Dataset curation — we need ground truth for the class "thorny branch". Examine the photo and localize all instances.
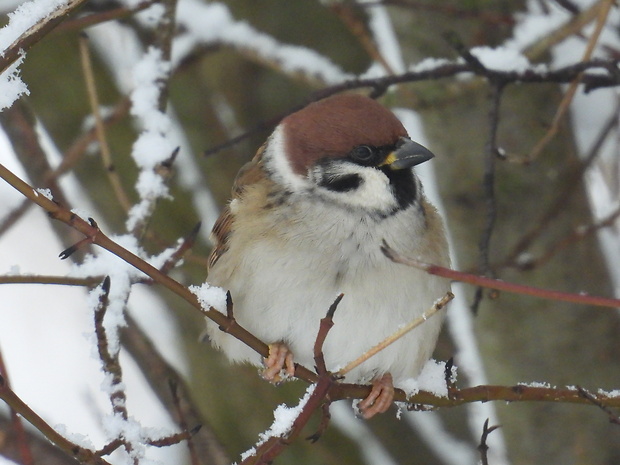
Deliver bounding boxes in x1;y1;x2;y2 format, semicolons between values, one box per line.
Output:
93;277;129;420
241;295;343;465
478;419;501;465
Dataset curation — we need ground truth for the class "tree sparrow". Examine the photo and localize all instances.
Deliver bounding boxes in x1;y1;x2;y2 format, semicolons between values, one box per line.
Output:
204;94;450;418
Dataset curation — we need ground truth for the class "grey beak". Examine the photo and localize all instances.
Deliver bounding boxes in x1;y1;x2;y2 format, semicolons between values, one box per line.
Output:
385;137;435;170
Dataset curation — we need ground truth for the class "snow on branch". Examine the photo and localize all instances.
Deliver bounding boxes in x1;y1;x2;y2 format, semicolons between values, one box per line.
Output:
0;0;87;109
174;0;351;86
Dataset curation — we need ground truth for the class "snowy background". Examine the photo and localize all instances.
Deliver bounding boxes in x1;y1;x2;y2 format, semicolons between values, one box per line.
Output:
1;1;620;464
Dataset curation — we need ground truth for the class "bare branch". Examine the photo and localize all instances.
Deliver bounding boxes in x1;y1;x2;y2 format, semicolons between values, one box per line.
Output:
527;0;615;161
337;292;454;377
381;241;620;309
0;374;113;465
478;418;501;465
79;34;132;212
0;0;88;75
577;386;620;426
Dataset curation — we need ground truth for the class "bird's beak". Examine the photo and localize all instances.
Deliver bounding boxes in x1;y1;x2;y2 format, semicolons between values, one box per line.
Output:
381;137;435;170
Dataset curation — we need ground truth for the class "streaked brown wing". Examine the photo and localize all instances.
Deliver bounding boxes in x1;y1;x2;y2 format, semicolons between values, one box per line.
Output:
207;145;267;270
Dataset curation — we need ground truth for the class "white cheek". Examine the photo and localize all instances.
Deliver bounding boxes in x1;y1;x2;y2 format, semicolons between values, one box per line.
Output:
318;166;398;212
265;125;309;191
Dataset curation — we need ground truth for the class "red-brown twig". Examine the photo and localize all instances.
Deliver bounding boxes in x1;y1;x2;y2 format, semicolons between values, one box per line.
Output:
241;295;344;465
381;241;620;309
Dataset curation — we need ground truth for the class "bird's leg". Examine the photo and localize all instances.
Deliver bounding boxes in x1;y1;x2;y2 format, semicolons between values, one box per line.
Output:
262;342;295;382
358;372;394;419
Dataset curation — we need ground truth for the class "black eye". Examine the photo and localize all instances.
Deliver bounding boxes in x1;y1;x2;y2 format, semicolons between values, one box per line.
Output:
350;145;375;163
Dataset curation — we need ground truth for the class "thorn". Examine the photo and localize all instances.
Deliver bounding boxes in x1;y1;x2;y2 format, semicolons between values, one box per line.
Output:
161;147;180;168
326;293;344;319
101;276;111;294
225;291;234;319
59;244;78;260
188;221;202;240
190;424;202;436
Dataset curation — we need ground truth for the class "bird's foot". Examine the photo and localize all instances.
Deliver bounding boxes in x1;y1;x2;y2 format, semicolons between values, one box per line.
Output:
358;372;394;419
262;342;295;383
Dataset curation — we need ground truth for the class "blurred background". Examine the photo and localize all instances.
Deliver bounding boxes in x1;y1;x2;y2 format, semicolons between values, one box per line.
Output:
1;1;620;464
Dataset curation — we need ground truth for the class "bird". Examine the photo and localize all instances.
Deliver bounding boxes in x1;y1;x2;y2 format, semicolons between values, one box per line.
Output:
203;93;451;418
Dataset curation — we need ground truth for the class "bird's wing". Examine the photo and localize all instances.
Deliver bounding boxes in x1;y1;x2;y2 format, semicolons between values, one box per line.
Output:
208;144;267;269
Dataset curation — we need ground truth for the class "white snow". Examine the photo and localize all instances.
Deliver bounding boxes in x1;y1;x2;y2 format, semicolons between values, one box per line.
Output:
174;0;350;84
189;282;228;314
400;359;451;398
0;54;29;111
470;46;531;72
261;397;306;439
35;187;53;200
0;0;69;52
0;0;80;110
239;384;316;462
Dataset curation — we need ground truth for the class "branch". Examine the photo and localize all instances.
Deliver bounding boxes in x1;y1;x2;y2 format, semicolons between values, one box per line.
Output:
78;34;132;212
577;386;620;426
203;57;620;157
472;81;505;312
0;0;88;75
337;292;454;376
381;241;620;309
328;382;620;408
478;419;501;465
527;0;616;161
241;295;344;465
0;374;113;465
93;277;129;420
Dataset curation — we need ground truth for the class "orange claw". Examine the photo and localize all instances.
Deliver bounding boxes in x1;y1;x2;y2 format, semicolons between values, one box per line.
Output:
262;342;295;383
358;373;394;419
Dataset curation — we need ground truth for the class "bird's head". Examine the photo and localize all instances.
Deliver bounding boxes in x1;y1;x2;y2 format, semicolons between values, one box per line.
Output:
262;94;434;216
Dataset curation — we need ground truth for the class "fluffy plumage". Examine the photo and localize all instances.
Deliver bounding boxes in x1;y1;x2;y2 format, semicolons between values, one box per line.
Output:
204;94;450;416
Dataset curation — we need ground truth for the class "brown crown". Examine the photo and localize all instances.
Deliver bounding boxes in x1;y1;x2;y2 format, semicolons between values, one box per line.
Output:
281;94;408;175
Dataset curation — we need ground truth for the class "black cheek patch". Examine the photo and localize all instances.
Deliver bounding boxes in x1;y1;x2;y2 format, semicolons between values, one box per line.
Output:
382;168;417;210
318;174;362;192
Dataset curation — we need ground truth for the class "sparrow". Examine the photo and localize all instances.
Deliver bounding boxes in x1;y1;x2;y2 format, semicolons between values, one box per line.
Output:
203;93;450;418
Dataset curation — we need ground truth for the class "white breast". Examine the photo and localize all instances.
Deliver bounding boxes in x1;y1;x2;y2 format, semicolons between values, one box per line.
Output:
205;195;450;385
